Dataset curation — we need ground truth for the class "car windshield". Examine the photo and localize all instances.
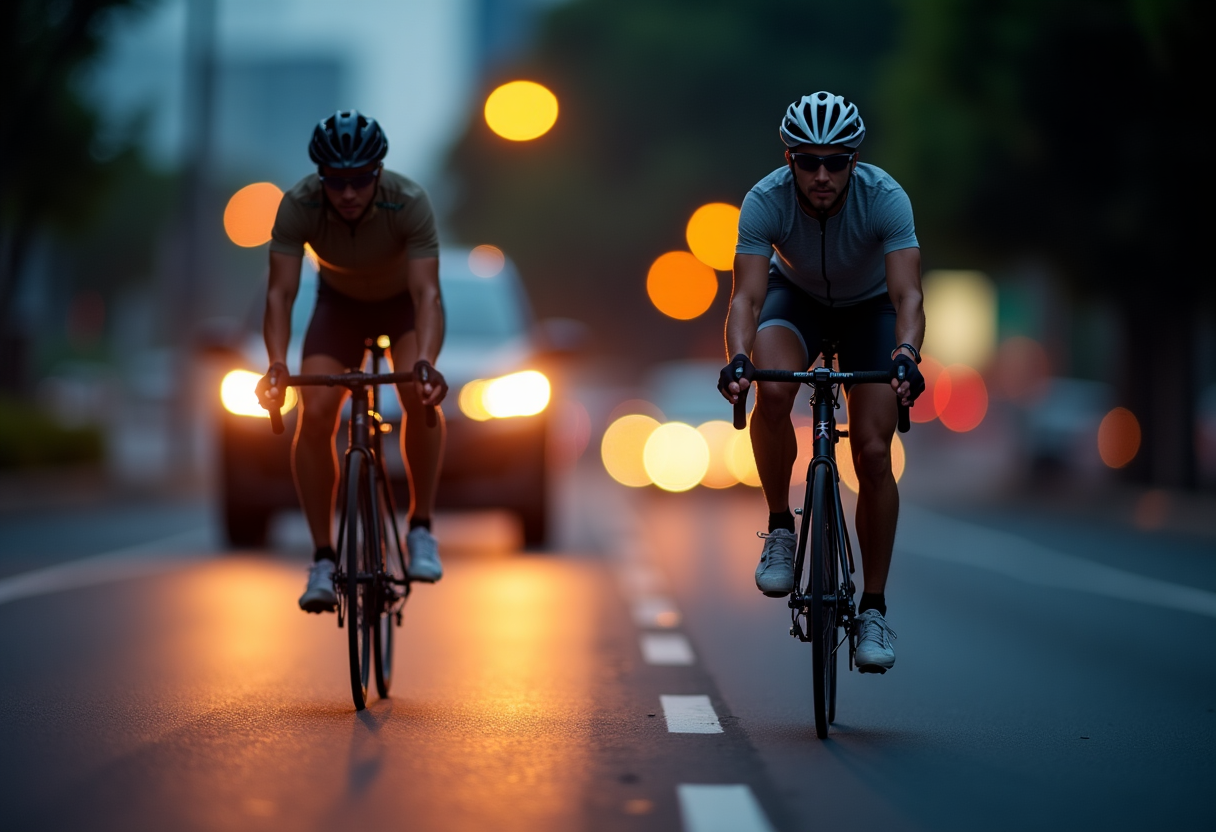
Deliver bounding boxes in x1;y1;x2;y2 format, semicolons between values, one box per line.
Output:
441;274;527;344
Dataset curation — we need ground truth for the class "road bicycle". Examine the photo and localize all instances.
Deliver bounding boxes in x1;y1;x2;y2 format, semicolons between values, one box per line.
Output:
731;345;909;738
267;343;437;710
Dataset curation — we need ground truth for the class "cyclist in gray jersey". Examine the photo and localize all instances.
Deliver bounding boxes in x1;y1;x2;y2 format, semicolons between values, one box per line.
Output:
717;92;927;673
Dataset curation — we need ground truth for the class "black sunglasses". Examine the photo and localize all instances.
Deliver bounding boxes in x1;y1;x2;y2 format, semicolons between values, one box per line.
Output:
319;168;380;191
789;152;855;173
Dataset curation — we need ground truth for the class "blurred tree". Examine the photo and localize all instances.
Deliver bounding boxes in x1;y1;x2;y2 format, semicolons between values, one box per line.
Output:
873;0;1213;486
447;0;898;362
0;0;152;342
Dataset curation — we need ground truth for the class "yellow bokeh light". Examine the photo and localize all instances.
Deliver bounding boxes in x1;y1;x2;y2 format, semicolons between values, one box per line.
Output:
484;80;559;141
220;369;297;418
483;370;551;418
224;182;283;247
458;371;550;420
835;434;905;494
921;270;997;368
459;379;492;421
647;251;718;320
469;244;505;278
686;203;740;271
696;420;739;488
376;334;391;349
601;414;660;487
643;422;710;493
723;426;762;487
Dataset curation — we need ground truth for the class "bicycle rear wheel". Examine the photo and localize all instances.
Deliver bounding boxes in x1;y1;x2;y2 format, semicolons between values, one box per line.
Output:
810;462;839;739
344;452;373;710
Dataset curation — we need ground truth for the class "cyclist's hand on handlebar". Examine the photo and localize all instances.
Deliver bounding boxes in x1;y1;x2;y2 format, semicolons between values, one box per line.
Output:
717;353;756;404
889;354;925;406
256;362;289;410
413;360;448;407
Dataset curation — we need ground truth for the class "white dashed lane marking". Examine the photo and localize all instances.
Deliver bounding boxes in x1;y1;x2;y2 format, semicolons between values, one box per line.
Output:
632;596;682;628
677;784;777;832
660;695;723;734
641;633;696;665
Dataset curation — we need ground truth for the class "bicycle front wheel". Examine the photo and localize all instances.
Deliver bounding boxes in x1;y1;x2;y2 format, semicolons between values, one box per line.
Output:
810;462;839;739
344;452;373;711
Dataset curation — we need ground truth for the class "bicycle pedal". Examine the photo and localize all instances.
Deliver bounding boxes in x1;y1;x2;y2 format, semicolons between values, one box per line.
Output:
857;665;887;675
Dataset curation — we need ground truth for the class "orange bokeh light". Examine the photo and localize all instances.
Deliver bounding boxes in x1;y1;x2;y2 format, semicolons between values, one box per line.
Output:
469;244;505;277
224;182;283;247
909;355;945;424
647;251;717;320
685;203;740;271
934;364;988;432
1098;406;1141;468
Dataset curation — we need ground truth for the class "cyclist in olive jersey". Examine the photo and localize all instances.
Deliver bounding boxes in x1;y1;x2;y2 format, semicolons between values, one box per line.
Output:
717;92;926;673
256;111;448;613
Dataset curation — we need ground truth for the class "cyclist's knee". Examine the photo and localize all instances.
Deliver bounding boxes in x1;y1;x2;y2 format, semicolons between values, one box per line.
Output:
754;381;797;423
297;400;341;443
852;437;892;484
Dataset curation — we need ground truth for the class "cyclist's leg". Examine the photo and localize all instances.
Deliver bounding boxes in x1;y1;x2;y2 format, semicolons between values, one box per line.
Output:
751;276;817;513
838;297;899;597
292;353;351;552
389;330;445;523
751;325;805;512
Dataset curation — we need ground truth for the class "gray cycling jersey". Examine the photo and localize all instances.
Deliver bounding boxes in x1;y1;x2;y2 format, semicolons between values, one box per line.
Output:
736;163;918;306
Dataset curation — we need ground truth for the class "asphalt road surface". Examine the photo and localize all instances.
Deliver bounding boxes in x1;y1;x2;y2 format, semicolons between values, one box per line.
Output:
0;468;1212;831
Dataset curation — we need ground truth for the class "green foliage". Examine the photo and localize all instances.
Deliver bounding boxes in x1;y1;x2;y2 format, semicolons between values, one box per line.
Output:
0;398;104;469
0;0;155;326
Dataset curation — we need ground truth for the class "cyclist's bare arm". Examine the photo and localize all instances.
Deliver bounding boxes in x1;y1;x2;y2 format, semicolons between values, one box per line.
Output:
404;256;444;405
885;247;924;403
263;251;303;402
723;253;771;402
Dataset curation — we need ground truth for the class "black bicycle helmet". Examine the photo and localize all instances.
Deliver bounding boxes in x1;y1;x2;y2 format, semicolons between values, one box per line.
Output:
308;110;389;169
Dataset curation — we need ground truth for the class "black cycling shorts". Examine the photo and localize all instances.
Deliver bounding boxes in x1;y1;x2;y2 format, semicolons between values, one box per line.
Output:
301;280;416;370
757;275;896;385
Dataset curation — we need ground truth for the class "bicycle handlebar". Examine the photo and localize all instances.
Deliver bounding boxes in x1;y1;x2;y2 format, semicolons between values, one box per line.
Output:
731;367;910;434
266;370;436;434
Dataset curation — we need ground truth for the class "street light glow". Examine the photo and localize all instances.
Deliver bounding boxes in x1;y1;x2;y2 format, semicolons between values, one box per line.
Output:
484;81;558;141
224;183;283;247
685;203;740;271
643;422;710;493
646;251;717;320
601;414;661;487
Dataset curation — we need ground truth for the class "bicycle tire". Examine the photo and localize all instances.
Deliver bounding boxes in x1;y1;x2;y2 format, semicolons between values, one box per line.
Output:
344;452;372;710
371;466;394;698
810;462;838;739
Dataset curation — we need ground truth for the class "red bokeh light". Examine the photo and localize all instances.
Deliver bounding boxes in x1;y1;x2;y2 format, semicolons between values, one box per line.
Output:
1097;406;1140;468
909;355;945;423
934;364;988;432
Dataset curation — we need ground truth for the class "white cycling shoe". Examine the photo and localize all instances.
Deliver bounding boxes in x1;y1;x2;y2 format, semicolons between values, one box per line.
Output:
406;526;443;582
854;609;897;673
298;559;338;613
755;529;797;597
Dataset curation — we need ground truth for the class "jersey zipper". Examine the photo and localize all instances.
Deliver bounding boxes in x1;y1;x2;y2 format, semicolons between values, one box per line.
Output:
818;216;832;307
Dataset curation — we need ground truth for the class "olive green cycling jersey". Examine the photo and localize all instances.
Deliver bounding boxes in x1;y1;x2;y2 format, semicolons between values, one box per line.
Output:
270;170;439;302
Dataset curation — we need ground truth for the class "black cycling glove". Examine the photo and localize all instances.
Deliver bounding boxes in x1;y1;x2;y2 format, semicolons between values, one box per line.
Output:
413;360;448;405
256;362;289;410
717;353;756;401
889;354;925;403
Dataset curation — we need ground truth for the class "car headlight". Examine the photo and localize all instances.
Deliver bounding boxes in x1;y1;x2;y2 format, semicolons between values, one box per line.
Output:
458;370;550;421
221;369;298;418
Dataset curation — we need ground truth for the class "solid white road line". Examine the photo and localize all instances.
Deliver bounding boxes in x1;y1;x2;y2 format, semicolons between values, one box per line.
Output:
632;596;681;628
677;784;776;832
641;633;696;665
899;507;1216;618
0;527;213;607
660;695;722;734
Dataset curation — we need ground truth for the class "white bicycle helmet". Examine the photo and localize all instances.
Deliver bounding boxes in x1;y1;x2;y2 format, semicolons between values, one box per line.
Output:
779;92;866;149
